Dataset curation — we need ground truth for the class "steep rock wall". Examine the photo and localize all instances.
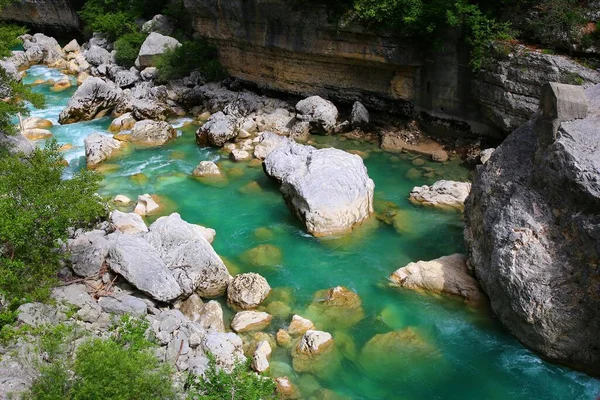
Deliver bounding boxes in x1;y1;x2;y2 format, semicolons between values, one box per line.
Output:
0;0;82;32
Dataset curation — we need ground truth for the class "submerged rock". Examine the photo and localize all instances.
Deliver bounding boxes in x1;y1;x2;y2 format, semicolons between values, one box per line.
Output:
465;82;600;375
227;273;271;310
193;161;221;177
307;286;365;329
242;244;282;269
295;96;338;134
409;180;471;211
264;142;374;236
390;254;484;303
59;77;122;124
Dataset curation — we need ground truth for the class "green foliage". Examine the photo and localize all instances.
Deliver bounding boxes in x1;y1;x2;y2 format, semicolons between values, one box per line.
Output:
0;24;26;58
155;39;227;83
114;31;146;68
0;140;106;304
110;315;154;351
25;319;176;400
527;0;586;50
186;355;276;400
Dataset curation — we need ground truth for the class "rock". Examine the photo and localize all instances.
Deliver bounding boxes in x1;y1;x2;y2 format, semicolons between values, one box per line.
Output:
131;98;170;121
146;213;230;297
479;148;495;164
256;109;295;135
140;67;157;81
107;233;183;302
98;294;147;317
63;39;80;53
292;330;336;373
297;330;333;355
196;111;237;147
288;315;315;336
0;59;20;81
137;32;181;68
113;194;131;205
133;194;160;215
197;300;225;332
51;77;71;91
251;341;272;373
464;83;600;376
68;230;111;277
129;120;175;146
390;254;484;303
85;45;112;67
0;132;34;155
84;133;121;166
192;161;221;177
21;117;53;130
59;77;122;124
350;101;369;128
22;33;64;65
142;14;175;36
17;303;66;327
200;332;245;373
115;68;140;88
110;210;148;234
22;128;52;140
178;293;203;320
51;284;97;310
276;377;301;399
264;142;374;236
231;311;272;333
307;286;364;329
409;180;471;211
253;132;291;160
227;273;271;310
109;113;136;133
230;149;250;161
242;244;282;269
295;96;338;134
381;132;449;162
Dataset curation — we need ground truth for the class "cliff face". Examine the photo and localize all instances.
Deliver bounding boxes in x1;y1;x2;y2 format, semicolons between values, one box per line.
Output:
0;0;81;33
182;0;487;134
465;83;600;375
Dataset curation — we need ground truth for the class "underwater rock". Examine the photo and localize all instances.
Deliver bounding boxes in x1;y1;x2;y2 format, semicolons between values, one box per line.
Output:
231;311;272;333
409;180;471;211
242;244;282;269
276;377;301;399
264;142;374;236
276;329;292;348
295;96;338;134
307;286;364;329
390;254;485;303
109;210;148;234
193;161;221;177
84;133;121;166
130;120;176;146
58;77;123;124
146;213;230;297
227;273;271;311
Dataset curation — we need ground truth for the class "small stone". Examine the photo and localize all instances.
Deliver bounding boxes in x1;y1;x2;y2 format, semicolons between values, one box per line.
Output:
288;315;315;337
192;161;221;177
231;311;272;333
276;329;292;348
134;194;160;215
113;194;131;205
230;149;250;161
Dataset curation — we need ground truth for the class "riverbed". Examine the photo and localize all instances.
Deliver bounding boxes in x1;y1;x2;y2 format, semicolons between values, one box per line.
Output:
22;65;600;400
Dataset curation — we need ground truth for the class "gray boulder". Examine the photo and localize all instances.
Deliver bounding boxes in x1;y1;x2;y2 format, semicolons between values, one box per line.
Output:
409;180;471;211
109;210;148;234
295;96;338;134
98;294;147;317
84;133;122;166
0;132;34;155
131;98;169;121
253;132;292;160
130;120;176;146
146;213;230;297
142;15;175;36
59;77;123;124
350;101;369;128
0;60;20;81
22;33;64;65
465;83;600;375
107;233;183;302
200;332;245;372
88;33;113;51
137;32;181;68
85;45;113;67
264;142;375;236
17;303;66;327
227;273;271;310
195;111;237;147
68;230;111;277
115;68;141;88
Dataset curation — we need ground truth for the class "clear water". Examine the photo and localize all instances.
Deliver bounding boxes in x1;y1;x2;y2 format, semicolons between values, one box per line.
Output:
22;66;600;400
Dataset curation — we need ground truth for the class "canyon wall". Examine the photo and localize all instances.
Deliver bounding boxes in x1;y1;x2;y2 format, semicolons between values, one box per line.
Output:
0;0;81;33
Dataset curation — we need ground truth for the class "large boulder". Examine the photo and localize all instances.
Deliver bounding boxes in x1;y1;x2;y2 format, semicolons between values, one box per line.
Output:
227;273;271;310
264;142;374;236
68;230;111;278
0;132;34;155
137;32;181;68
465;83;600;375
295;96;338;134
146;213;230;297
59;77;123;124
142;14;175;36
409;181;471;211
22;33;64;65
84;133;122;166
107;233;183;302
389;254;484;303
130;120;176;146
195;111;237;147
85;45;112;67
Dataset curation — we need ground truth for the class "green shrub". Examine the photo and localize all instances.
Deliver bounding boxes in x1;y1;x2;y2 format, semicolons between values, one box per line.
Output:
186;356;276;400
155;39;227;83
0;139;105;304
114;31;146;68
527;0;586;50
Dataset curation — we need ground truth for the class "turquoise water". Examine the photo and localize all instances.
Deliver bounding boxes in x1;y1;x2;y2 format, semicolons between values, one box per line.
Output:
22;66;600;399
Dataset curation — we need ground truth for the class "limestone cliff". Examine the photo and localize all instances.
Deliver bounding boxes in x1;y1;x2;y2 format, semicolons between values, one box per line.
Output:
465;83;600;375
0;0;81;32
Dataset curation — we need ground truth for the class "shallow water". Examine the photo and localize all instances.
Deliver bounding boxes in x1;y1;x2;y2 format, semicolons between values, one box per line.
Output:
22;66;600;399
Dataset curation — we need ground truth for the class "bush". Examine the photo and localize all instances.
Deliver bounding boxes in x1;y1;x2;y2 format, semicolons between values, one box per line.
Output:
155;39;227;83
527;0;586;50
0;140;106;304
186;356;276;400
114;31;146;68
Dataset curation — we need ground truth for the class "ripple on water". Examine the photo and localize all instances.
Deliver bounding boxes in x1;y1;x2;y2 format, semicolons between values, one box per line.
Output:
23;65;600;400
